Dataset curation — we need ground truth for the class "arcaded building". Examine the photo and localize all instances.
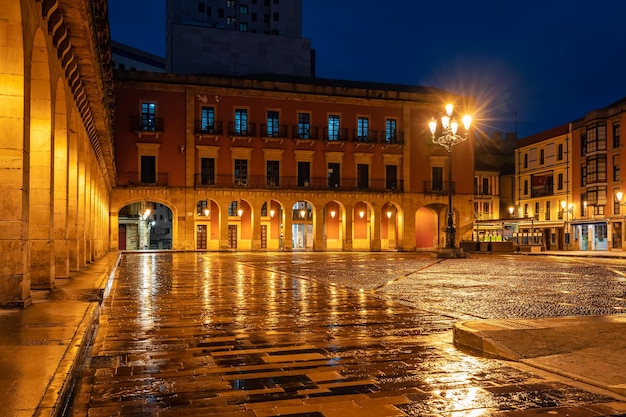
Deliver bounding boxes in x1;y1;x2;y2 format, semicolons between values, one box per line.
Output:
111;71;477;252
0;0;115;307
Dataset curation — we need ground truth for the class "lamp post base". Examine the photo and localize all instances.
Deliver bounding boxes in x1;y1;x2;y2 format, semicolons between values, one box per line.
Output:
433;247;468;259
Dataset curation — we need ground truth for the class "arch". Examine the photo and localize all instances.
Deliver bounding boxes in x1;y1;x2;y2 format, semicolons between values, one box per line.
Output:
352;201;374;250
323;200;345;250
29;28;55;289
381;202;400;250
116;199;176;250
194;198;220;250
415;206;438;250
260;199;284;250
291;200;314;250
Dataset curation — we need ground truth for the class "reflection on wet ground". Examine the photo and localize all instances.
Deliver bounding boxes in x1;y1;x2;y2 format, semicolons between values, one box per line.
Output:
68;253;626;416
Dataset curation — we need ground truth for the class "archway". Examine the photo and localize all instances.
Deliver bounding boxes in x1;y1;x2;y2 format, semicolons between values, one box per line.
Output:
261;199;284;250
415;207;438;250
118;201;173;250
195;199;219;250
353;201;373;250
292;201;313;250
324;201;344;250
381;202;400;250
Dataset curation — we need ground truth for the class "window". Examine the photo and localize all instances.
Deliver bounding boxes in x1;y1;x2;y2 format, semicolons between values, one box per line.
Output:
234;108;248;135
585;154;607;184
239;5;248;13
432;167;443;191
357;116;369;141
614;122;621;148
273;12;279;21
227;0;235;6
141;155;156;183
523;179;528;195
357;164;369;189
251;12;257;21
585;122;607;154
228;201;239;217
534;202;539;219
264;14;269;23
207;7;211;16
523;153;528;169
200;158;214;185
266;110;279;137
328;163;340;188
141;102;156;131
198;3;205;12
545;201;550;220
297;161;310;187
218;8;224;17
327;114;340;140
557;173;563;190
386;165;397;190
298;112;310;139
197;200;209;216
201;106;215;133
615;189;622;215
482;177;489;195
234;159;248;185
385;119;397;143
614;154;621;181
266;160;279;187
557;143;563;161
539;149;545;165
227;17;236;25
239;22;248;31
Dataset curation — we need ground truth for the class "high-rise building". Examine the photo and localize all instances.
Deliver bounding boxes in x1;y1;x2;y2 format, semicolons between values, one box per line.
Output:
166;0;314;77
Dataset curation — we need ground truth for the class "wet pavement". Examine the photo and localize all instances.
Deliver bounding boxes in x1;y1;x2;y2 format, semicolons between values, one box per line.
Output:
62;252;626;417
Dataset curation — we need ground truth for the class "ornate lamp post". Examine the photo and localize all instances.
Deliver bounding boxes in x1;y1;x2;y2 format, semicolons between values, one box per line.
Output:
429;104;471;250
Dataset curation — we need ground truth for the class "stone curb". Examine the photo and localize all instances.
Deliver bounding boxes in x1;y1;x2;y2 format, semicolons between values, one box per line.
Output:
36;252;121;417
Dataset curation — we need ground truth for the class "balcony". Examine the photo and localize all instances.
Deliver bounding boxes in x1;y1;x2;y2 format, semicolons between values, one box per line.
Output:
292;126;319;143
194;120;223;137
424;181;455;195
228;122;256;140
194;174;403;192
261;124;288;141
352;129;378;145
382;131;405;146
132;116;163;137
323;127;349;143
122;172;169;186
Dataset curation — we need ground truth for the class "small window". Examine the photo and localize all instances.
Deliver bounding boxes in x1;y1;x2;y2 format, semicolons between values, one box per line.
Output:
273;12;279;21
327;114;340;140
227;16;236;25
198;2;205;12
239;22;248;31
239;5;248;13
141;102;156;131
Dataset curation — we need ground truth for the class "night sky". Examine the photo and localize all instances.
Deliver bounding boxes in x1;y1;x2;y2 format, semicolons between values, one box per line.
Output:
107;0;626;138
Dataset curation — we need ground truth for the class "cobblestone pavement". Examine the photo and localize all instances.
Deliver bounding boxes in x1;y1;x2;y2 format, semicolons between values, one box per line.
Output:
67;252;626;416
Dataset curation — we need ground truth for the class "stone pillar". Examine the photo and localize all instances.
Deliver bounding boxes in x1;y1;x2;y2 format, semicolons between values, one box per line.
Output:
344;206;353;251
371;210;382;251
313;208;324;250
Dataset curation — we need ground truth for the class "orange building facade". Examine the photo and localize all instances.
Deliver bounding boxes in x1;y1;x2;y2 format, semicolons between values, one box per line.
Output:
570;99;626;251
110;71;476;252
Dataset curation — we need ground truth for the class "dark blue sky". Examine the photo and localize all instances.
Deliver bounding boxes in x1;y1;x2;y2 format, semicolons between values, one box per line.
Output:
108;0;626;138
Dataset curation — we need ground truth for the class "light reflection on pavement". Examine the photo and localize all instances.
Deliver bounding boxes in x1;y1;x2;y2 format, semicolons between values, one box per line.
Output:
67;252;626;416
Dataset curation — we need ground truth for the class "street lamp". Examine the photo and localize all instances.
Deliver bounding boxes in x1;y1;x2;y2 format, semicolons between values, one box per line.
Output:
429;103;472;249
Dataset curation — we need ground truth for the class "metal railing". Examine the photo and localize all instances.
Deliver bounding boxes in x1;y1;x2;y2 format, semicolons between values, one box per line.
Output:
194;174;404;192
